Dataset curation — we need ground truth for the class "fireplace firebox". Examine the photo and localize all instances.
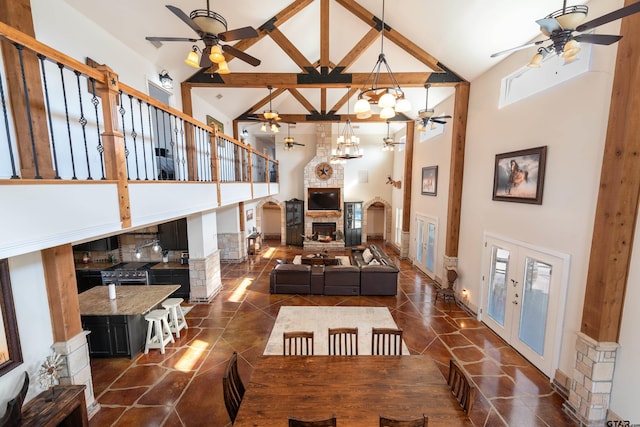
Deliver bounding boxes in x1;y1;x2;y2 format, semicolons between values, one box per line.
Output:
312;222;337;238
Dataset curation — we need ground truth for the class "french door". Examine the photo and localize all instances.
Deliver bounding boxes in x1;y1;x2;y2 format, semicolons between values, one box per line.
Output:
481;235;569;377
415;214;438;278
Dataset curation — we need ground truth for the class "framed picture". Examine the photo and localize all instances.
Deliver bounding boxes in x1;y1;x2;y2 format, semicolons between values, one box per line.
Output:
421;166;438;196
246;209;254;221
492;146;547;204
206;115;224;134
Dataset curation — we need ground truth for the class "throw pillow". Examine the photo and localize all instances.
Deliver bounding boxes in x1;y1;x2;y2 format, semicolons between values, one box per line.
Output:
368;258;380;265
363;248;374;264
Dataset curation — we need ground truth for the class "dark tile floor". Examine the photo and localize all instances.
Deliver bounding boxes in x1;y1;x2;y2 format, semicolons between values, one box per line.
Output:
88;241;574;427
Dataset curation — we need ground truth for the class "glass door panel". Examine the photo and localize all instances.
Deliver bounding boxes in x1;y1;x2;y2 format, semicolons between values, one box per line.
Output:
416;219;424;265
487;247;510;327
414;214;437;279
426;223;436;272
518;257;552;356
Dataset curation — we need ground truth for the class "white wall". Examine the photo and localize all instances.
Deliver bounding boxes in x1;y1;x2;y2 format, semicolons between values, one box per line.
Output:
456;0;620;390
0;254;55;406
342;134;394;204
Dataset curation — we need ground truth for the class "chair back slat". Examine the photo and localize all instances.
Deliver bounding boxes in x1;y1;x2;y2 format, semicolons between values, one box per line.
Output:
223;352;246;424
379;414;428;426
371;328;403;355
328;327;358;355
289;414;337;426
284;331;314;355
447;359;476;415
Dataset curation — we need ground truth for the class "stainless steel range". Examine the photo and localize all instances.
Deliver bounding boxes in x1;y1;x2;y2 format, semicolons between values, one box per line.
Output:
100;262;155;285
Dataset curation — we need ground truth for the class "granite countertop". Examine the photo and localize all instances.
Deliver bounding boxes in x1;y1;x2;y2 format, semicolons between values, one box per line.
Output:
75;262;118;271
79;285;179;316
150;262;189;270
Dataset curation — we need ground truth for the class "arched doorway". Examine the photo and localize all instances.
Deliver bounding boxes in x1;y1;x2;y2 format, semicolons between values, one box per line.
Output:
255;197;286;245
362;197;392;244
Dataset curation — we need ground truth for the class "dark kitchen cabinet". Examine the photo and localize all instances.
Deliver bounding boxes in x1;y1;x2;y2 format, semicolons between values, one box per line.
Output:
149;269;190;299
74;236;119;252
158;218;188;250
286;199;304;246
81;314;145;358
76;270;103;294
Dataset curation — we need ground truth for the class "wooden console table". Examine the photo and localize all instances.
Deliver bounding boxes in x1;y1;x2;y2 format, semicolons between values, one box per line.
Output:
20;385;87;426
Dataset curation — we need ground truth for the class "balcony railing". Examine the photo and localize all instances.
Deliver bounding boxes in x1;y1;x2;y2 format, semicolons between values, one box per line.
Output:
0;21;278;186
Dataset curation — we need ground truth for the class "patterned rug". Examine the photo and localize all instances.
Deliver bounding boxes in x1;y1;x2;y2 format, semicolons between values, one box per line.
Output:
264;306;409;355
292;255;351;265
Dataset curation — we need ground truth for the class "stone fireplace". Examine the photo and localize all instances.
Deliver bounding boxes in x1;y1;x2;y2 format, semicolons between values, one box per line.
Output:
312;222;337;238
303;124;345;250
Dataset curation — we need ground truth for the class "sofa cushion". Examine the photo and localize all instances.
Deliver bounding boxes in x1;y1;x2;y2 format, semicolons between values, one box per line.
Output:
324;265;360;295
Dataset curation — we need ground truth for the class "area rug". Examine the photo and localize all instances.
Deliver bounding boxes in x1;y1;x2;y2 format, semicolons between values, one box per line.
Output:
264;306;409;355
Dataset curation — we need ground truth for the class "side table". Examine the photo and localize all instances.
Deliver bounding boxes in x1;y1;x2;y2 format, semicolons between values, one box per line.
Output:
310;265;325;295
20;384;88;426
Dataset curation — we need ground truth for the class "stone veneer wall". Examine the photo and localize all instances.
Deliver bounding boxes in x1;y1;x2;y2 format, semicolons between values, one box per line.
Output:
217;233;246;262
303;124;344;247
188;250;222;303
563;332;620;426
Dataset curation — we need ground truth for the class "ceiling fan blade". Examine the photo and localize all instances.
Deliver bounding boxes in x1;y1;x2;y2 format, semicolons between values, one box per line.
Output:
432;115;452;120
145;36;199;42
221;44;261;66
536;17;564;33
293;142;305;146
166;5;204;36
431;119;447;124
573;33;623;45
218;26;259;42
490;39;548;58
577;1;640;32
199;46;213;68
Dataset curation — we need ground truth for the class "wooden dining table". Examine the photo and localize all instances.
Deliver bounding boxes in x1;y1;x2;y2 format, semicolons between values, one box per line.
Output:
233;355;473;427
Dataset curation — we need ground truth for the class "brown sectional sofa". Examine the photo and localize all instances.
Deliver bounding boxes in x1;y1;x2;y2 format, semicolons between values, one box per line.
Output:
269;244;398;296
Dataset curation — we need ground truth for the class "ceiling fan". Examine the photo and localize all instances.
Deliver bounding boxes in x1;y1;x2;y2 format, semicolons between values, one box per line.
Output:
490;0;640;66
382;121;404;151
245;86;294;133
415;84;451;132
283;124;304;151
145;1;261;70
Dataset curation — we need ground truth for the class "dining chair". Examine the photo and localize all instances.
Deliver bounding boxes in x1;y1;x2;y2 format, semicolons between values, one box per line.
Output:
328;327;358;355
447;358;476;415
434;268;458;310
288;414;337;426
223;351;246;424
283;331;314;355
371;327;403;355
379;414;428;426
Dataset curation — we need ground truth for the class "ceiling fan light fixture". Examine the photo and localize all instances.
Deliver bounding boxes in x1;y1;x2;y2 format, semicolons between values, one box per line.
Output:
190;8;228;35
561;39;581;58
185;46;201;68
209;45;226;64
418;109;435;119
416;121;426;132
550;5;588;31
260;123;267;132
263;111;278;120
270;123;279;133
527;52;544;68
217;60;231;74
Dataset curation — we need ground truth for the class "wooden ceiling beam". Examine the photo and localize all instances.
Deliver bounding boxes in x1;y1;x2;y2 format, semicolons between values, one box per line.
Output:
320;0;330;68
245;87;287;115
336;27;380;70
204;0;314;73
236;113;412;123
330;86;359;114
334;0;445;73
288;88;318;113
268;27;316;71
188;72;439;88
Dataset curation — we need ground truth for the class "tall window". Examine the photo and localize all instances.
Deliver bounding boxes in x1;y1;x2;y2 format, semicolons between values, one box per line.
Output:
395;208;402;244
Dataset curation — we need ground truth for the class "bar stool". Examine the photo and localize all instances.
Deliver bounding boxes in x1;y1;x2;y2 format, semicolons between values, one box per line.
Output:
161;298;188;338
144;308;174;354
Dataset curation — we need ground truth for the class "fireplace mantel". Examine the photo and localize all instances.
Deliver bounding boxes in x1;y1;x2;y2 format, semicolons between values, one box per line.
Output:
306;211;341;218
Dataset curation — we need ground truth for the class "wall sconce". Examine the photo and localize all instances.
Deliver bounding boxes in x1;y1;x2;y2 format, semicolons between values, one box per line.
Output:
135;239;162;259
386;176;401;189
159;70;173;89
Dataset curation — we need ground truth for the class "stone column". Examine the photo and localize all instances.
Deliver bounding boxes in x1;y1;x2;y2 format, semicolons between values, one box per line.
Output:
189;250;222;303
53;331;100;418
563;332;619;426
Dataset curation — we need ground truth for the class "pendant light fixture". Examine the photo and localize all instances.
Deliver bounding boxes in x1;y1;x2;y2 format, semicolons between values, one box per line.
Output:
353;0;410;120
263;86;279;120
331;86;362;164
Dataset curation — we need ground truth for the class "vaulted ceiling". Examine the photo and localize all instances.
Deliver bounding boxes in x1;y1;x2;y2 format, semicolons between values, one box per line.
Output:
63;0;589;135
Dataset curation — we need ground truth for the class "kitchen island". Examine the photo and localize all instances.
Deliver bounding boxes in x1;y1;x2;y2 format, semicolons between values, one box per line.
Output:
79;285;179;358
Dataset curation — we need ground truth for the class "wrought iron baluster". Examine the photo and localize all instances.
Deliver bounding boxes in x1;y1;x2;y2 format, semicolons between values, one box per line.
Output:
163;111;175;181
147;103;157;180
15;44;41;179
137;99;149;180
58;62;78;180
153;105;162;180
0;71;19;179
37;54;61;179
177;118;186;181
89;78;106;180
205;128;212;182
75;70;93;180
127;95;140;180
118;92;130;180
